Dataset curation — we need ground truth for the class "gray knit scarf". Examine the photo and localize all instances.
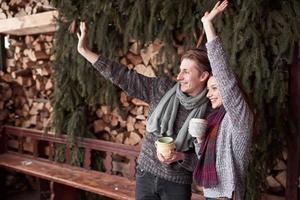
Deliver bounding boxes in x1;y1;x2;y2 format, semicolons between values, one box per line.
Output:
146;83;208;151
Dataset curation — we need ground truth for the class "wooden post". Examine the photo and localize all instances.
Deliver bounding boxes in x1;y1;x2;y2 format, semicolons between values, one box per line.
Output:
104;151;113;174
39;179;51;200
0;34;5;71
0;128;6;198
0;168;6;199
287;45;300;200
18;136;23;154
49;142;54;161
66;144;71;164
33;139;38;157
83;148;91;170
128;155;137;179
0;127;7;154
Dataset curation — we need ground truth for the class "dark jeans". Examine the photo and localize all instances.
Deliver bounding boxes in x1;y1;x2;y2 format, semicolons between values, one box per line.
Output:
135;166;191;200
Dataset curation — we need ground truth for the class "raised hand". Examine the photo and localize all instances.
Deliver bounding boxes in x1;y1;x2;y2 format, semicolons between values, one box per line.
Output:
201;0;229;42
76;22;99;64
77;22;88;54
201;0;228;24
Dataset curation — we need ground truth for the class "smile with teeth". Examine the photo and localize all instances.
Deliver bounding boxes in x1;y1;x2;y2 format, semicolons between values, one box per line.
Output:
210;98;217;103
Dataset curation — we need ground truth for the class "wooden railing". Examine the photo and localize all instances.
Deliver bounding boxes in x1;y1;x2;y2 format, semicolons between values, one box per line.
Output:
1;125;140;179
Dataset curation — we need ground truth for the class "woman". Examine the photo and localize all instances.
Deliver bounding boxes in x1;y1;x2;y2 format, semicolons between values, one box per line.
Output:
193;1;254;200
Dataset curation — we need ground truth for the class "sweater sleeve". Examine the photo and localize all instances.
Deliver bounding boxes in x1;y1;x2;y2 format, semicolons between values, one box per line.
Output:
93;56;172;104
206;37;253;129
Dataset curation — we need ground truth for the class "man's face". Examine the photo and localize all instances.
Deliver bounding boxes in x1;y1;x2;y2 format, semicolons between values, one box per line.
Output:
176;58;207;97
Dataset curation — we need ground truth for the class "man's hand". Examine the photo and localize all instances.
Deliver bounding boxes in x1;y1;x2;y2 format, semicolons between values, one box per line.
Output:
157;151;185;165
76;21;99;64
76;22;88;54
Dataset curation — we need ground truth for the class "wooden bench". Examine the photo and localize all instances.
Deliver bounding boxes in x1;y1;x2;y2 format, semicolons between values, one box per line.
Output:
0;125;203;200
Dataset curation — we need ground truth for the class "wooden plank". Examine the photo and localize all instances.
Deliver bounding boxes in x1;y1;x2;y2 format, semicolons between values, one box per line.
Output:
0;11;58;36
0;129;6;154
287;45;300;199
0;153;135;200
0;35;5;71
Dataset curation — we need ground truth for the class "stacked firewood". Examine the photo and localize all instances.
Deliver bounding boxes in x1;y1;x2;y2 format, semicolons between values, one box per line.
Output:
122;39;163;77
0;0;54;19
0;34;54;129
93;93;149;146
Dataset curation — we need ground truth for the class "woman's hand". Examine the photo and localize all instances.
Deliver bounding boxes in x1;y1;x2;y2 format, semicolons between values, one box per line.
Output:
77;22;88;54
201;0;228;42
201;0;228;24
196;136;205;144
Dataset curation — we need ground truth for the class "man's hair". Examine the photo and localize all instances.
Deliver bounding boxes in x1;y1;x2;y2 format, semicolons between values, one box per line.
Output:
181;48;211;74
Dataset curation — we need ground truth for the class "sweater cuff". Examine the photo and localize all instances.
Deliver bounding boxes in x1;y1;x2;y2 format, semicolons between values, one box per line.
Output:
92;56;109;72
92;56;116;80
205;36;221;50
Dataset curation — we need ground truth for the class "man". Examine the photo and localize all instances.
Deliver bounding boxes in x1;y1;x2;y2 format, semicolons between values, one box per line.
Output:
77;22;211;200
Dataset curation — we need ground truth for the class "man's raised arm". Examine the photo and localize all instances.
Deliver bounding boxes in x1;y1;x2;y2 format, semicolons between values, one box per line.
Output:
77;21;99;64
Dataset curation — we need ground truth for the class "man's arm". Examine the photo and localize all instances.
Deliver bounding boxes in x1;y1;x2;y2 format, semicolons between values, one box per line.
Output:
77;22;99;64
76;22;174;104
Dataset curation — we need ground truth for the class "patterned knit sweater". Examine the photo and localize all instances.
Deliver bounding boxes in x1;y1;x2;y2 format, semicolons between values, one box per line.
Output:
93;57;199;185
200;37;254;199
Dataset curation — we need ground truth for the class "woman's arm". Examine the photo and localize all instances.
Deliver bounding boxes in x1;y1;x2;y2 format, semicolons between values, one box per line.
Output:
201;1;228;42
202;1;252;127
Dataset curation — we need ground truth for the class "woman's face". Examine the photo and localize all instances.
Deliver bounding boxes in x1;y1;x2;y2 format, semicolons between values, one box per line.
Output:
207;76;223;109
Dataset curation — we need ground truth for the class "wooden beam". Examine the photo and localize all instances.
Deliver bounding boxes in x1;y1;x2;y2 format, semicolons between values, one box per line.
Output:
0;35;5;71
0;11;58;36
287;44;300;200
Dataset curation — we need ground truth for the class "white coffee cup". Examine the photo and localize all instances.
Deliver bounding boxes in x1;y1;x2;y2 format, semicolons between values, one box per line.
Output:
188;118;208;138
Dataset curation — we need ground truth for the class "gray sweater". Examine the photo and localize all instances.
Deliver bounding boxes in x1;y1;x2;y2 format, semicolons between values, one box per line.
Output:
200;37;253;199
93;56;199;185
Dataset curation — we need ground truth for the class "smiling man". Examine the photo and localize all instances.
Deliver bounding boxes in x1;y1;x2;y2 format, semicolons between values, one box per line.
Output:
77;21;211;200
178;49;211;97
